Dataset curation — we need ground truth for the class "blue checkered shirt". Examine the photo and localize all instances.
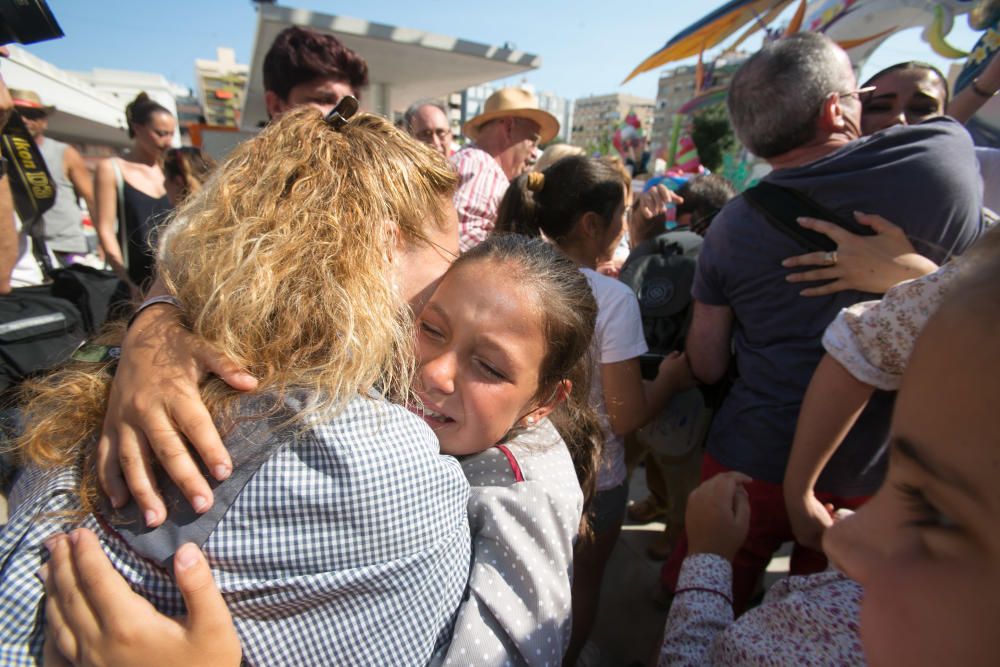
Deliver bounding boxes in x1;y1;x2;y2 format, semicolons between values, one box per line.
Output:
0;394;472;666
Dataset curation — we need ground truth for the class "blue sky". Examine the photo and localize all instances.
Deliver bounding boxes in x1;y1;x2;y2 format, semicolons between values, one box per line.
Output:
25;0;983;101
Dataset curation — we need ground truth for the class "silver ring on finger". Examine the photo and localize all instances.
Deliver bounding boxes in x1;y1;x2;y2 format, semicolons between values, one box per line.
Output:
823;250;838;266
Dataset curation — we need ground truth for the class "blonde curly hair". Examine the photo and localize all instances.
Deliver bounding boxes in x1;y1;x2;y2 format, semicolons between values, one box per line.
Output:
16;106;458;513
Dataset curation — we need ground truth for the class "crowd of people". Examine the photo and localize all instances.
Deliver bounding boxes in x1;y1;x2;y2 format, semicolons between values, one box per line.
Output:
0;20;997;667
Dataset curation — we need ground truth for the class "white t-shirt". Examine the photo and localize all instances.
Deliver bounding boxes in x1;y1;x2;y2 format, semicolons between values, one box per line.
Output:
580;268;648;491
10;212;44;288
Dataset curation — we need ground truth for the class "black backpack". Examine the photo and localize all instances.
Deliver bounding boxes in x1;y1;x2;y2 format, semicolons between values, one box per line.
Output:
619;229;703;379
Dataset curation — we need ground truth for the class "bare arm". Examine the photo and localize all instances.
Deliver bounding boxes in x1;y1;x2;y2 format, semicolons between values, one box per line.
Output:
601;351;695;436
782;213;938;296
63;145;96;222
0;55;18;293
0;176;17;294
783;354;874;550
93;159;130;284
686;301;733;385
948;52;1000;125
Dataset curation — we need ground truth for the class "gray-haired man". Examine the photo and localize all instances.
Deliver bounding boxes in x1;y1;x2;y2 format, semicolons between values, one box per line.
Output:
663;32;983;612
404;99;453;158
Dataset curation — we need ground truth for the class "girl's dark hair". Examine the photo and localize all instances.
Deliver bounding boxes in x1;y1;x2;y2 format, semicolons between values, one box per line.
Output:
862;61;951;106
124;92;172;138
495;155;626;242
455;233;604;534
164;147;217;202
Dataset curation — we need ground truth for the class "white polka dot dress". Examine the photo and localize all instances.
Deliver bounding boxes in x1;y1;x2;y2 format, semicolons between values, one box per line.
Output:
431;418;584;667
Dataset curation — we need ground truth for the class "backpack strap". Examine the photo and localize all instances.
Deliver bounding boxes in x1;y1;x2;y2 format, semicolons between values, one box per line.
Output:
742;181;873;253
100;397;294;572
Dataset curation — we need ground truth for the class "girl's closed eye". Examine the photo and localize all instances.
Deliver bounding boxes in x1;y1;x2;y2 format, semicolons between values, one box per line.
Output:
419;320;445;340
895;481;959;531
475;357;508;382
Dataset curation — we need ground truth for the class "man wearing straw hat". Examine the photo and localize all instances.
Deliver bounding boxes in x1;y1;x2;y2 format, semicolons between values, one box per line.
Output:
11;88;96;266
451;87;558;251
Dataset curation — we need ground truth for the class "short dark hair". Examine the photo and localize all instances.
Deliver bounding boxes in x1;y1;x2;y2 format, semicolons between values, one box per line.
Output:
676;174;737;234
262;26;369;101
862;61;951;107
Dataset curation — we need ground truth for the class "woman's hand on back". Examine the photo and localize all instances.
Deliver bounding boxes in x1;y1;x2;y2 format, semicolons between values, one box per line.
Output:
41;528;241;667
781;212;939;296
99;304;257;526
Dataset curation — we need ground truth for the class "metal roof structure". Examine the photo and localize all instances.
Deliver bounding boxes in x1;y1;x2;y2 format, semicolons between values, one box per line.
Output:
3;45;131;148
242;4;541;130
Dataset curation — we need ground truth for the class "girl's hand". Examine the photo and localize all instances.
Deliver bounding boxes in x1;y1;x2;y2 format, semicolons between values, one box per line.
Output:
42;528;241;667
98;305;257;526
685;472;752;562
786;492;835;552
781;212;939;296
630;185;684;246
658;351;697;392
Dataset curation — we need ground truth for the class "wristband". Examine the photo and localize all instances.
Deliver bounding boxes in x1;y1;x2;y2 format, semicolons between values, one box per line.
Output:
127;294;182;329
971;77;997;99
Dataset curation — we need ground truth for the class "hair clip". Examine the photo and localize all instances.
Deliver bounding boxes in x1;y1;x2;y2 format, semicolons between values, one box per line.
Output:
526;171;545;192
324;95;359;130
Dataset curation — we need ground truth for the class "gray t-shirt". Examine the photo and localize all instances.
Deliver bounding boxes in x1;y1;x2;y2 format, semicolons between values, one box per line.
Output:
693;117;982;495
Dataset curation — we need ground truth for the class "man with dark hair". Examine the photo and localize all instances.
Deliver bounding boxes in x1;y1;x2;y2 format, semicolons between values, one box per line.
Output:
662;32;983;611
262;26;369;119
675;174;737;236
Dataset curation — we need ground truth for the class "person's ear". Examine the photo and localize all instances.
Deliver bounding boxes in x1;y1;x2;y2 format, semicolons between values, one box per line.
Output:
818;92;847;132
264;91;287;120
502;116;517;140
579;211;605;239
519;379;572;427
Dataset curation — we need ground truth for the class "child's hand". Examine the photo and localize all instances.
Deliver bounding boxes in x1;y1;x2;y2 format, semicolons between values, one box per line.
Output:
42;529;241;667
686;472;752;562
787;491;835;552
658;351;697;391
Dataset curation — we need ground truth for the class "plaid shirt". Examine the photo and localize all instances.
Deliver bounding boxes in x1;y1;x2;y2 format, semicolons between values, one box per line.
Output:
0;395;471;666
450;144;509;252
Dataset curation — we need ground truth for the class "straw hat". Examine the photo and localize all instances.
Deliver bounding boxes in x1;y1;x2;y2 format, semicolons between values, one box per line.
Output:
463;87;559;143
9;89;55;114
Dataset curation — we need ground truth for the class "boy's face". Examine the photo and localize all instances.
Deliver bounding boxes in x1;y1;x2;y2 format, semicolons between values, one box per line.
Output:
265;76;355;119
824;301;1000;667
411;261;549;455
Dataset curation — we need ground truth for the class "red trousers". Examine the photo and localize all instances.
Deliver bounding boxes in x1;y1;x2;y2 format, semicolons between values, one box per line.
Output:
661;452;869;615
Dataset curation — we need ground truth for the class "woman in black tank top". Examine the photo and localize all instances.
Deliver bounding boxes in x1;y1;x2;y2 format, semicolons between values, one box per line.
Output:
94;92;176;299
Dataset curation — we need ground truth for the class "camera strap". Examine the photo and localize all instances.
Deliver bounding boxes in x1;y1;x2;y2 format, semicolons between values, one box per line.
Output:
1;111;57;275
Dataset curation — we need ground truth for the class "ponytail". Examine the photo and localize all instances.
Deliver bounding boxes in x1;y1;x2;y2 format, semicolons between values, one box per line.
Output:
494;171;543;236
548;351;603;539
494;156;625;244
